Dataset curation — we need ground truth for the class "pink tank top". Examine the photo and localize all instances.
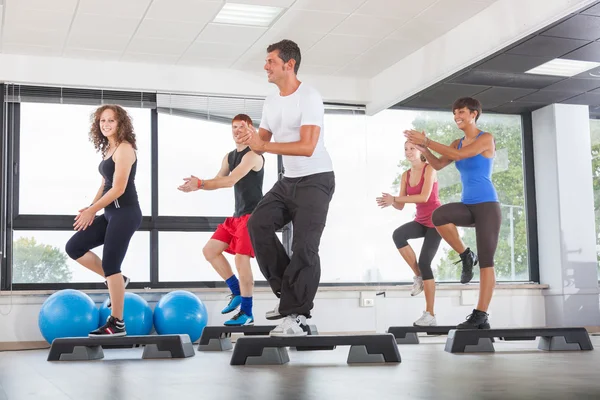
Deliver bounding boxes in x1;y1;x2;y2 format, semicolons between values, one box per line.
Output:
405;164;441;228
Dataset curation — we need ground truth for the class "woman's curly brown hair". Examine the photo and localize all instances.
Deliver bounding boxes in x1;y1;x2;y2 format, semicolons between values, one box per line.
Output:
89;104;137;156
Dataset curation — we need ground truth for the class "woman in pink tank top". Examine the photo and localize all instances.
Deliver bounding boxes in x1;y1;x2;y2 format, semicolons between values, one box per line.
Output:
376;142;442;326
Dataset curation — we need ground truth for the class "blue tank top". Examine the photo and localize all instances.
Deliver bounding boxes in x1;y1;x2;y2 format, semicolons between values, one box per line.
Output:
455;131;499;204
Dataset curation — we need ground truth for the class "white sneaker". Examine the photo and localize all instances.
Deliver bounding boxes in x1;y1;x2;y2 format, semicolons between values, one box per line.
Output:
269;314;309;337
265;303;283;320
411;276;424;296
413;311;437;326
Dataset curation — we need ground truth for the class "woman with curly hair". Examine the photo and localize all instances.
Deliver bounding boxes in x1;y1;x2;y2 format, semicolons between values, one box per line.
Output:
65;104;141;337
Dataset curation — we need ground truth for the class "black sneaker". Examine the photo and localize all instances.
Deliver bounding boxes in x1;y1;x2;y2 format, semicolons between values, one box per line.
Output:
89;316;127;337
105;275;130;308
457;309;490;330
455;248;478;284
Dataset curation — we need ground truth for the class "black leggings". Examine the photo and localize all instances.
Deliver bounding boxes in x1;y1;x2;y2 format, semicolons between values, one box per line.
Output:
431;202;501;268
392;221;442;281
66;205;142;277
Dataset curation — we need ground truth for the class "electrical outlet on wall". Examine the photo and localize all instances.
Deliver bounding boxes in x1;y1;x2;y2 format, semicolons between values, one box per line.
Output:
360;292;375;307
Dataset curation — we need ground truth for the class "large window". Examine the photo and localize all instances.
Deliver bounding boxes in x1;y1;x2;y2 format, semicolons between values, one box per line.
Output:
158;113;278;216
12;230;150;283
19;103;152;216
318;109;529;283
1;83;532;288
158;231;282;282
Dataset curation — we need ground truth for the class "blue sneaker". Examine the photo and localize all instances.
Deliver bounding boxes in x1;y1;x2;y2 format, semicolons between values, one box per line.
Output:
224;310;254;326
221;294;242;314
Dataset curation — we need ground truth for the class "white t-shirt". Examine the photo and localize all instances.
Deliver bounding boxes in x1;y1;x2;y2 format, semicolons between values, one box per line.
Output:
259;82;333;178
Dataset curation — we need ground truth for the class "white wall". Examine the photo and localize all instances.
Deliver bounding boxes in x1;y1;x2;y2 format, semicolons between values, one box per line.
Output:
0;53;369;105
0;285;546;344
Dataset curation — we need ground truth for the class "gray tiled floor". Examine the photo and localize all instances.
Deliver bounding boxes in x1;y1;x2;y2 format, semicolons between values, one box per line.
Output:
1;335;599;400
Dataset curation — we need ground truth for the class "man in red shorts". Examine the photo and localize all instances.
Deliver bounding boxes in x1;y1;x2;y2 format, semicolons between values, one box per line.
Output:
178;114;264;326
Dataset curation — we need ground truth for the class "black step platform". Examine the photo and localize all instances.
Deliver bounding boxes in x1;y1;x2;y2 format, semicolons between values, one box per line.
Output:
230;334;401;365
47;334;195;361
198;325;277;351
198;324;319;351
387;326;457;344
444;327;594;353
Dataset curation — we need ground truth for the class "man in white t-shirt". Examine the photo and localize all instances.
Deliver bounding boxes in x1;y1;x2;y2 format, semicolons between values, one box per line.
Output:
239;39;335;337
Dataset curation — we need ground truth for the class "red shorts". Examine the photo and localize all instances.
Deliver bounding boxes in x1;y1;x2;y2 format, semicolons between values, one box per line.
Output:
211;214;255;257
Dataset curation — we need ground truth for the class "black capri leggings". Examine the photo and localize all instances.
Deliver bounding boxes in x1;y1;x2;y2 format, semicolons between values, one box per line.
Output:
392;221;442;281
66;205;142;277
431;201;502;269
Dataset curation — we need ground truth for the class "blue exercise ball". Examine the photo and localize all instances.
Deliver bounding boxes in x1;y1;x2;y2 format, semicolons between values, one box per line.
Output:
153;290;208;342
38;289;99;344
99;292;153;336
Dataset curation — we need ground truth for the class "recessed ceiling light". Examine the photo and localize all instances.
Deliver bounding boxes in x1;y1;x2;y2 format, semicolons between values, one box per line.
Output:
213;3;284;27
525;58;600;77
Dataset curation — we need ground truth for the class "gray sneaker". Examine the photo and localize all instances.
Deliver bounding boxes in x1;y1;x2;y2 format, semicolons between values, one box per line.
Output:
411;276;424;296
266;303;283;320
413;311;437;327
270;315;309;337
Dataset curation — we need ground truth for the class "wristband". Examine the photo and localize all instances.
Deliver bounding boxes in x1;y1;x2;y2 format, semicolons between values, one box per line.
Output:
197;179;204;189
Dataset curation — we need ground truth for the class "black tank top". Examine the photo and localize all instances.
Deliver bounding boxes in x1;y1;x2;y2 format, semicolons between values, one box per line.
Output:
98;146;138;208
229;147;264;217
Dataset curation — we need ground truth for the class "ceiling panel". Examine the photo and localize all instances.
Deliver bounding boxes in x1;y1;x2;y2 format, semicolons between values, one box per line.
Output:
3;27;67;48
273;9;348;33
582;3;600;16
331;14;401;38
516;90;580;103
121;52;180;64
292;0;365;14
541;78;600;92
451;69;565;89
473;54;554;74
506;35;590;58
308;34;380;55
473;87;538;108
490;101;548;114
63;48;122;61
419;83;491;106
66;33;131;52
77;0;151;18
561;92;600;105
4;8;73;31
135;19;203;41
144;0;224;23
540;15;600;40
354;0;437;22
562;41;600;62
390;17;454;45
196;24;267;46
418;0;493;24
2;44;62;56
127;37;192;56
233;0;296;7
11;0;78;13
185;41;251;60
70;14;141;37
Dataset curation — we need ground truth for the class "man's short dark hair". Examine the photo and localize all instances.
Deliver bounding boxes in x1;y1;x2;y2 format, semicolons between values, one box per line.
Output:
452;97;482;121
267;39;301;74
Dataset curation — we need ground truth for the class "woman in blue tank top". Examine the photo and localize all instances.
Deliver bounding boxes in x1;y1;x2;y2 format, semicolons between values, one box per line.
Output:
404;97;501;330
